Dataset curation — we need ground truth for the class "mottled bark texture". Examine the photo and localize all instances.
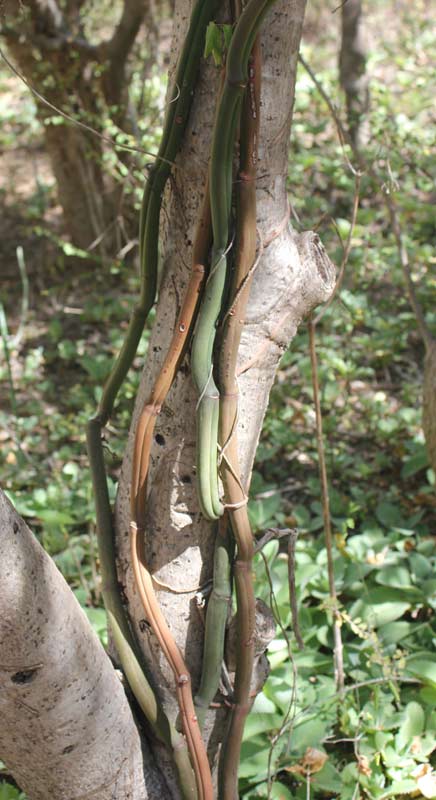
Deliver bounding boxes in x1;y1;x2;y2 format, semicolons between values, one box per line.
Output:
0;489;169;800
339;0;369;149
1;0;146;254
114;0;335;786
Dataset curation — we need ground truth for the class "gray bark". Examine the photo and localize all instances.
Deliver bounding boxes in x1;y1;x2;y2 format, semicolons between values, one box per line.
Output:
114;0;335;784
0;489;167;800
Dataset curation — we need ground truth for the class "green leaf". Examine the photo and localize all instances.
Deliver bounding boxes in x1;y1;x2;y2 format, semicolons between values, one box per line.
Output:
422;579;436;608
84;607;108;646
291;716;329;751
378;621;413;644
401;447;429;478
350;587;411;626
313;761;343;793
293;649;332;672
79;354;112;382
420;686;436;705
375;502;403;528
37;508;74;528
0;787;24;800
222;24;233;50
243;712;283;740
375;565;412;589
252;692;278;714
239;738;272;780
406;657;436;688
204;21;223;66
248;493;282;531
382;780;418;797
409;552;433;579
396;702;425;750
241;781;293;800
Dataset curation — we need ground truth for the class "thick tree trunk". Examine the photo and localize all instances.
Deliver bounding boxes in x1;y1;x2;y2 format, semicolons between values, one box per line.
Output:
339;0;369;149
114;0;335;787
0;490;168;799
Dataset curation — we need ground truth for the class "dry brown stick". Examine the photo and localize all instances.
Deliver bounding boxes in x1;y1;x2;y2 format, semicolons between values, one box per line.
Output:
130;191;211;516
130;193;213;800
217;36;261;800
308;318;345;695
306;174;361;694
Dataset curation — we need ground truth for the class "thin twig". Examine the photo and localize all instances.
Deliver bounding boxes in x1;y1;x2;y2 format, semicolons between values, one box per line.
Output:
298;53;358;176
287;530;304;650
13;247;29;347
308;317;345;696
314;172;361;325
259;551;298;799
254;526;296;553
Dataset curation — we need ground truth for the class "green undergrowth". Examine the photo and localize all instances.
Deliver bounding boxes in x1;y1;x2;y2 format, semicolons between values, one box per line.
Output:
0;1;435;798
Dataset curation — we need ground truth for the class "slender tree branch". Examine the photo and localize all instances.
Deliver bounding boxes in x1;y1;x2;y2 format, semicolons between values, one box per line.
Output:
25;0;66;32
102;0;147;108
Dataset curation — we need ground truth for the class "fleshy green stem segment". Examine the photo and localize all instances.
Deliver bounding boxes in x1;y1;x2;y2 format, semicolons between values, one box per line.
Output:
194;517;233;728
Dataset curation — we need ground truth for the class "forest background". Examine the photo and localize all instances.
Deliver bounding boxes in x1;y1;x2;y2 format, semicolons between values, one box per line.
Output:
0;0;435;798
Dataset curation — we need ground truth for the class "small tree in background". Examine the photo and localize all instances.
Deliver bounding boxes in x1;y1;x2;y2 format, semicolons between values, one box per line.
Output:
1;0;152;255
